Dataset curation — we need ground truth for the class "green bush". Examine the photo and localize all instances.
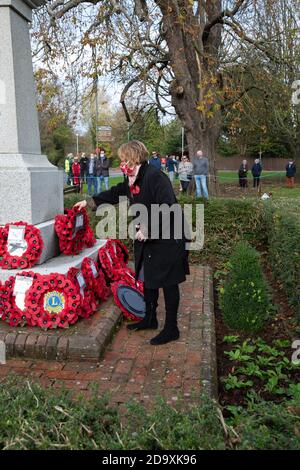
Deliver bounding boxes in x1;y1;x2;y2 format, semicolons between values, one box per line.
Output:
232;398;300;450
219;241;272;333
264;208;300;320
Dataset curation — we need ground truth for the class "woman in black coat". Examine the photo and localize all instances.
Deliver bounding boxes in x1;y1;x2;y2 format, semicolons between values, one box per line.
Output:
75;141;189;345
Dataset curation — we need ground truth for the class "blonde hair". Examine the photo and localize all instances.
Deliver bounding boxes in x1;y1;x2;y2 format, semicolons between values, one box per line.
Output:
118;140;149;166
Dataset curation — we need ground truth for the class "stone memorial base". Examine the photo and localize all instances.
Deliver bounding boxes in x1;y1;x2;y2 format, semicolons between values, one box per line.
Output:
0;154;64;226
0;295;122;362
0;240;106;282
0;240;122;362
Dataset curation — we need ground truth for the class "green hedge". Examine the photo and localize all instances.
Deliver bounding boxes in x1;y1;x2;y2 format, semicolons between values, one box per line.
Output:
264;208;300;320
219;241;272;333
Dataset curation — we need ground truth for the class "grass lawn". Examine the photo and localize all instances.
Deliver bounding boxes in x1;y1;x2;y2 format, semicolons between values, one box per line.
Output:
217;170;286;183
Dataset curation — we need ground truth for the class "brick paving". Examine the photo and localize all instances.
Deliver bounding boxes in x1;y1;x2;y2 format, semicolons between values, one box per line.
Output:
0;266;217;406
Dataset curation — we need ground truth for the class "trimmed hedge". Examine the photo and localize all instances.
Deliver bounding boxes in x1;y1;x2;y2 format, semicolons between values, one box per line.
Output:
264;208;300;320
219;241;272;333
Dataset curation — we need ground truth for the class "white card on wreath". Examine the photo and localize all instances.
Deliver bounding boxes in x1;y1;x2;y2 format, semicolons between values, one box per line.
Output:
90;262;98;278
76;272;86;288
13;275;33;296
75;214;84;229
7;225;26;246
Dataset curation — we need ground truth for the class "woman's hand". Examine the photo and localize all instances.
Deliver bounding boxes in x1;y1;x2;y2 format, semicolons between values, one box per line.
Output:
135;229;147;242
74;200;87;210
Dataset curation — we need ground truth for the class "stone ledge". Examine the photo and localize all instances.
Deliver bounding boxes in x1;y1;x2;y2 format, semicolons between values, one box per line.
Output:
0;296;122;362
199;265;218;399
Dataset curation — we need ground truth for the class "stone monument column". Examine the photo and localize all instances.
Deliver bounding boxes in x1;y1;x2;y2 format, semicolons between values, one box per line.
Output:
0;0;63;226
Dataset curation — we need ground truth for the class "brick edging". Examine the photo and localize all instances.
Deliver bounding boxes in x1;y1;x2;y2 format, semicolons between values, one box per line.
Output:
0;298;122;362
200;266;218;399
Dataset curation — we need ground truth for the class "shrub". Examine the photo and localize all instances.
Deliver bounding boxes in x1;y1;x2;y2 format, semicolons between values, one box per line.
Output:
263;208;300;321
219;241;272;333
232;398;300;450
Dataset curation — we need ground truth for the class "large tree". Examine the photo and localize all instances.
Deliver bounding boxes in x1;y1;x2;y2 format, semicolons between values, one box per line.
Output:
33;0;299;189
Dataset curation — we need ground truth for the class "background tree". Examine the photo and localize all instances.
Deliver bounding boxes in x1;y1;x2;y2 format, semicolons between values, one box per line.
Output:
35;69;76;166
32;0;299;189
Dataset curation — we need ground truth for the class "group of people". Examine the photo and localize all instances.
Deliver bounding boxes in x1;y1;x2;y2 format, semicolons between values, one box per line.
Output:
65;150;110;195
149;150;209;199
238;158;297;188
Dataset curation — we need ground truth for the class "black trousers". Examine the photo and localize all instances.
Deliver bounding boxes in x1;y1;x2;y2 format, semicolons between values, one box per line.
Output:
180;180;190;193
253;176;260;187
239;177;248;188
144;285;180;328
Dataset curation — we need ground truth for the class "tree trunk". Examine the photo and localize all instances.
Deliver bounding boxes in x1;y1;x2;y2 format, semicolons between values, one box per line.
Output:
157;0;223;196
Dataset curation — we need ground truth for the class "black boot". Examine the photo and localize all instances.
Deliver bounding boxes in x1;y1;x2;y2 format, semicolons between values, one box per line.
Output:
150;285;180;345
150;325;179;345
127;302;158;331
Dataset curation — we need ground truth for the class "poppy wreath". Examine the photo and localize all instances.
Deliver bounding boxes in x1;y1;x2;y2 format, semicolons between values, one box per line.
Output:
25;273;81;329
0;222;43;269
0;271;39;327
110;268;144;321
54;207;96;256
0;227;6;256
67;267;98;319
81;257;110;301
98;239;129;281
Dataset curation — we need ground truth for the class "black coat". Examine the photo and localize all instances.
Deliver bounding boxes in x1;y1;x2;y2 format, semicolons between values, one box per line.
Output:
95;157;110;177
90;162;189;289
80;157;89;176
286;162;296;177
251;163;262;177
238;164;248;178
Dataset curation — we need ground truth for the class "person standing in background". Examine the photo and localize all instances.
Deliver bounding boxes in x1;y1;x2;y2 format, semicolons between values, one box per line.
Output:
64;154;71;185
96;148;110;193
72;155;81;193
238;159;248;188
178;156;193;193
286;159;296;188
251;158;262;189
87;153;97;196
149;151;162;170
80;153;89;193
193;150;209;199
166;155;178;183
68;153;74;186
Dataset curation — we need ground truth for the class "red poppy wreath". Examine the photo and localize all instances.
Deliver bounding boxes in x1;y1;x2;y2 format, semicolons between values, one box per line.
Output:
0;222;43;270
110;269;144;321
67;267;98;319
81;257;110;302
98;239;129;281
0;271;39;327
25;273;81;329
55;207;96;256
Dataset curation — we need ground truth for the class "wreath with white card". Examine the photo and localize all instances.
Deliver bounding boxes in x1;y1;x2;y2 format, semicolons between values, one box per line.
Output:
0;272;38;327
54;207;96;256
81;257;110;301
0;222;43;269
67;267;98;319
98;239;129;281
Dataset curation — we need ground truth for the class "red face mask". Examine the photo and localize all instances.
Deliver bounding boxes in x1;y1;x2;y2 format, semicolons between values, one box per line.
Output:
120;161;136;176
